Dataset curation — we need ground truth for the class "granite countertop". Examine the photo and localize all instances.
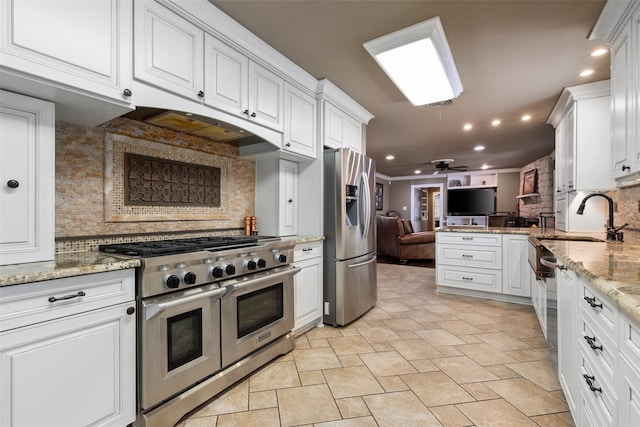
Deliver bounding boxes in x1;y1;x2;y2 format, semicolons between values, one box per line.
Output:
0;235;324;287
0;252;141;287
437;226;640;323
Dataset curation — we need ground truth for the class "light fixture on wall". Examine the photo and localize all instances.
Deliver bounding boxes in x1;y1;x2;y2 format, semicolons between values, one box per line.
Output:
363;17;463;106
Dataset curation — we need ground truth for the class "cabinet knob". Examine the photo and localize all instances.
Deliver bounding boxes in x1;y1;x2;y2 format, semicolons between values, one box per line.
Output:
197;90;204;98
285;143;291;147
7;180;19;189
622;165;630;172
126;306;136;315
288;199;293;204
250;112;256;118
123;88;132;97
243;109;249;116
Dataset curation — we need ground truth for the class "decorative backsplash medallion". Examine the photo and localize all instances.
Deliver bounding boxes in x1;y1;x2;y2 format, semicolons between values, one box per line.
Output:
124;153;221;207
104;132;230;222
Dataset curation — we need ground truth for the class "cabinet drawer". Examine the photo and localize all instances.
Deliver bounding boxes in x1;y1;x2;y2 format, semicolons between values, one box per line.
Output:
579;281;617;337
294;242;322;261
619;314;640;370
579;352;616;427
578;312;616;382
437;244;502;269
0;269;135;332
437;265;502;293
436;232;501;246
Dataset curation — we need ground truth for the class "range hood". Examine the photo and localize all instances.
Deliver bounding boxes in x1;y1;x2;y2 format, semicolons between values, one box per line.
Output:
123;107;266;147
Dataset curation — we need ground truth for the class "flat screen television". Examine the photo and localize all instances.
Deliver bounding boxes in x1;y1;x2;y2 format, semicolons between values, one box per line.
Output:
447;188;496;216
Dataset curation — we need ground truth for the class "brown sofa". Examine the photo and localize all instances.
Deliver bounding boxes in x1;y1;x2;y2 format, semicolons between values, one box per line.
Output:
376;215;436;263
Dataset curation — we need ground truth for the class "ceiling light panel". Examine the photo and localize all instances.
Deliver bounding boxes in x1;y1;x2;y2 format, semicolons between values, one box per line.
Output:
363;17;462;106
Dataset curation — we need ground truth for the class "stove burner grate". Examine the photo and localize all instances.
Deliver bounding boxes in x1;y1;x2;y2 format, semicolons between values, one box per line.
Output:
99;235;259;257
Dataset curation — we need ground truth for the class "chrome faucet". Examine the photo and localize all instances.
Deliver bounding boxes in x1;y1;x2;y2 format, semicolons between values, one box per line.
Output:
576;192;628;241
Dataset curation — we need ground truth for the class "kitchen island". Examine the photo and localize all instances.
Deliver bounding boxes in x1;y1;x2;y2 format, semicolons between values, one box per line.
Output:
436;226;640;322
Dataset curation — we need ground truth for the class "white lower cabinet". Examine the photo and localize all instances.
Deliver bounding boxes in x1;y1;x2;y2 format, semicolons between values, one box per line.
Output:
293;241;323;333
0;270;136;427
436;231;531;302
502;235;530;297
555;263;640;427
557;263;578;417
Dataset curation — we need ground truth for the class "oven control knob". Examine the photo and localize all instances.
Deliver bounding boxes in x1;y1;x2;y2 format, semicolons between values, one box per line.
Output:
184;272;197;285
276;254;287;263
211;267;224;278
257;258;266;268
225;264;236;275
166;275;180;289
247;260;257;271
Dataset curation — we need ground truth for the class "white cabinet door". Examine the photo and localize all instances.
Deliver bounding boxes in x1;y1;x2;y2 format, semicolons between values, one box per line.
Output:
284;83;317;159
248;61;284;131
278;160;298;236
204;33;248;116
0;0;132;104
619;358;640;427
134;0;204;99
611;17;635;179
0;302;136;427
324;103;363;152
344;115;363;153
293;242;323;333
502;235;530;297
557;264;578;416
0;91;54;265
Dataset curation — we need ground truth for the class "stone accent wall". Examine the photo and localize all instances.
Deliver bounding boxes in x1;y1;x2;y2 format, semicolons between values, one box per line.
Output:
518;153;554;218
55;118;255;243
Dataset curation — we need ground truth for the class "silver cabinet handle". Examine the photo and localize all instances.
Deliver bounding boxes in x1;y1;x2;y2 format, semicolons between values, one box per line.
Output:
144;287;227;320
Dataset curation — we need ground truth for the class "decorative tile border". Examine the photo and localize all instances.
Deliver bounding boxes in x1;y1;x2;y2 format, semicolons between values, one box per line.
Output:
104;132;230;222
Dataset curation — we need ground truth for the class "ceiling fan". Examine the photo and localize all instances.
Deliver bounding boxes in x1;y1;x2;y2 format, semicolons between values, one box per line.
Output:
428;158;469;174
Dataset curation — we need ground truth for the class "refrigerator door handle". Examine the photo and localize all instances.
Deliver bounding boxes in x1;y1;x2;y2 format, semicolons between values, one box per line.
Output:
360;172;371;240
347;255;377;268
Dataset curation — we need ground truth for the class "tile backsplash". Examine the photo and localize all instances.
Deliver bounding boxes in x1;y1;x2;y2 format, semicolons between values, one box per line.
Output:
55;117;255;246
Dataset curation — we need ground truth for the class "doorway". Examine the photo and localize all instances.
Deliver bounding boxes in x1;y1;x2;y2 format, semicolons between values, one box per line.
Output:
410;184;444;232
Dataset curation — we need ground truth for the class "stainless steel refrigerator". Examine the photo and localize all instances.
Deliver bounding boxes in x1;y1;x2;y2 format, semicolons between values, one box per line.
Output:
323;148;377;326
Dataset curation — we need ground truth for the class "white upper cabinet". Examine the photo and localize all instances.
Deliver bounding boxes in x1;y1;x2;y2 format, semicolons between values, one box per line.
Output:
592;0;640;181
284;83;317;159
0;91;54;266
0;0;133;125
247;61;284;131
134;0;204;100
317;79;373;154
204;34;248;115
547;80;615;194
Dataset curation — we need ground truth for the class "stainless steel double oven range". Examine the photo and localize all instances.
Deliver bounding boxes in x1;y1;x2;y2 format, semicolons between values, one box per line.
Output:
100;236;299;427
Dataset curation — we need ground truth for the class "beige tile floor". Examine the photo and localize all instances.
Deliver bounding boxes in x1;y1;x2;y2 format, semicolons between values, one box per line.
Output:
178;263;574;427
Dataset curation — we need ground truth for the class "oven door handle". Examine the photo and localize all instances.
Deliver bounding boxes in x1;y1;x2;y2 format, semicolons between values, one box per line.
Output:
144;286;228;320
224;266;301;295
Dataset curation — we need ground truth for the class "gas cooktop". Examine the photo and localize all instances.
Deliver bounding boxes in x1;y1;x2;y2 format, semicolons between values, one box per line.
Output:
99;235;259;257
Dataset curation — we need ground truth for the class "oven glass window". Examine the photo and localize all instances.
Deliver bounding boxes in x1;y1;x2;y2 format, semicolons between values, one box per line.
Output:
167;308;203;371
237;283;283;338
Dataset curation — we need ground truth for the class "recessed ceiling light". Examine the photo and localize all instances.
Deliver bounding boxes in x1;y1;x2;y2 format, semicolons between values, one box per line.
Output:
414;169;421;174
579;69;594;77
385;154;395;160
591;48;607;57
474;145;485;151
481;164;489;170
491;119;501;126
463;123;473;131
521;114;532;121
